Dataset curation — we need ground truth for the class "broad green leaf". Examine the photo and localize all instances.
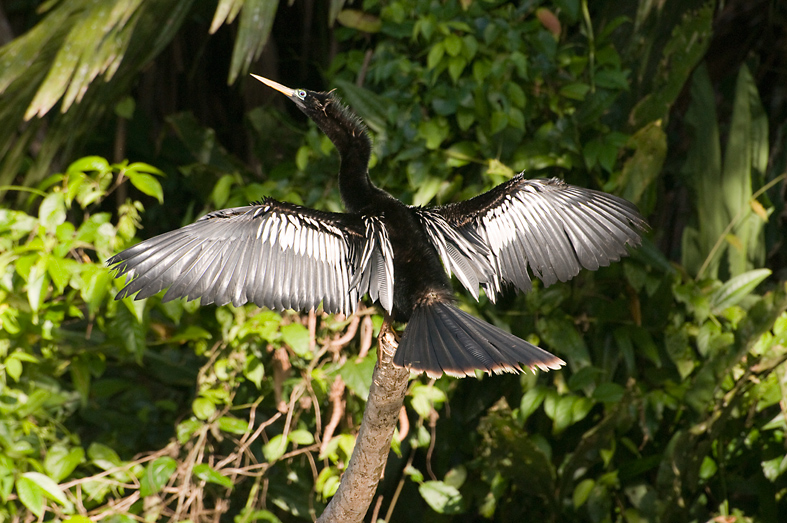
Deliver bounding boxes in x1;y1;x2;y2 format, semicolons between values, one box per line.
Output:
193;463;233;488
404;464;424;483
418;481;463;514
288;429;315;446
445;141;477;167
537;316;590;368
711;269;771;312
39;191;66;230
15;476;44;517
443;34;462;56
21;472;69;507
4;355;22;381
218;416;249;435
177;419;204;444
243;354;264;388
448;56;466;83
140;457;177;497
443;466;467;489
338;350;376;401
418;118;449;149
410;383;446;420
263;434;287;462
88;443;123;470
592;383;625;403
319;434;356;462
336;9;381;33
26;259;49;312
126;172;164;203
280;322;311;358
560;83;590;101
412;175;442;206
125;162;164;176
762;455;787;482
68;156;111;174
45;444;85;482
427;43;445;69
192;397;217;420
573;478;595;508
489;111;508;134
210;174;236;208
315;467;341;500
520;386;547;422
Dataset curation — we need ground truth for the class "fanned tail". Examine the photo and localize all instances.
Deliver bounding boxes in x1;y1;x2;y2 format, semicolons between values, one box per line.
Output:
393;302;565;378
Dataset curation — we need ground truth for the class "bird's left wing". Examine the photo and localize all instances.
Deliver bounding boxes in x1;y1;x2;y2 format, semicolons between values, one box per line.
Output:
108;198;394;316
417;175;647;302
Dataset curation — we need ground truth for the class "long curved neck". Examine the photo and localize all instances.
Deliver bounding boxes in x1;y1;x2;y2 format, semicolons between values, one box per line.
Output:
310;96;378;213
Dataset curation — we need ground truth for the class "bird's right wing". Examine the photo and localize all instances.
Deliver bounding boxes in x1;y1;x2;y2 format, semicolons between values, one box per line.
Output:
108;198;394;316
418;175;647;302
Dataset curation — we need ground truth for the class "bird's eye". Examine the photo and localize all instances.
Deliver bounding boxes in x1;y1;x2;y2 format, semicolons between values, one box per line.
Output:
295;89;307;100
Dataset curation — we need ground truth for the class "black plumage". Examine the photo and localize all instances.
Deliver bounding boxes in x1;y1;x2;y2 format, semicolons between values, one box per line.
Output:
108;75;647;378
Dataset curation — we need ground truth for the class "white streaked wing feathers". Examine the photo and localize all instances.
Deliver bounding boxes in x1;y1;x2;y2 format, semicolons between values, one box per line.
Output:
423;178;644;300
110;204;380;316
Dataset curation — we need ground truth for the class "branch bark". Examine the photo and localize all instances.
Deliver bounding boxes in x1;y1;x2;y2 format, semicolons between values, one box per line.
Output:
317;324;409;523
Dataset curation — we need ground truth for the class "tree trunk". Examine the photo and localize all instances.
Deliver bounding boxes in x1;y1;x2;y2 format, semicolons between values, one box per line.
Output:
317;324;409;523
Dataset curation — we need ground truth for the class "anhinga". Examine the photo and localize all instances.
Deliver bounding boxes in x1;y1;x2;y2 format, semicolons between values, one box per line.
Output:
108;75;647;378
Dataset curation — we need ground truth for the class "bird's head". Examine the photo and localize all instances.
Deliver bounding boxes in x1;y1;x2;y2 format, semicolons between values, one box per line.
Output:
251;74;334;120
251;74;369;157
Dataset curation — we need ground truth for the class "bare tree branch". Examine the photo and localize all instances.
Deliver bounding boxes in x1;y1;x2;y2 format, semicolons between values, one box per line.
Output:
317;324;409;523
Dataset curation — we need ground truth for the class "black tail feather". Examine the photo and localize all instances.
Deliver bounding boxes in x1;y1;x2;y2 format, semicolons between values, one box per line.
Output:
394;302;565;378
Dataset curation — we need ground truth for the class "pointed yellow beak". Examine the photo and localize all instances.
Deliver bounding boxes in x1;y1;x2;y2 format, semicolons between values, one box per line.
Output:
251;74;295;97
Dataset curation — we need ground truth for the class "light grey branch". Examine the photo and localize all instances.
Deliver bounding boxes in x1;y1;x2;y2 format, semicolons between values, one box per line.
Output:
317;324;409;523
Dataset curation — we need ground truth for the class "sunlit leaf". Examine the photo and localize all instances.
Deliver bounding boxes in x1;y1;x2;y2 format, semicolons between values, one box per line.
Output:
126;172;164;203
45;444;85;482
281;322;311;358
193;463;233;488
15;476;44;517
710;269;771;313
192;397;216;420
336;9;381;33
21;472;69;507
140;457;177;497
573;478;594;508
418;481;463;514
218;416;249;435
263;434;287;462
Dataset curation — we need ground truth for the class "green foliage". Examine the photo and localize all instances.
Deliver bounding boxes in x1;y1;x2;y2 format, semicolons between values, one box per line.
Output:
681;63;772;280
1;0;786;522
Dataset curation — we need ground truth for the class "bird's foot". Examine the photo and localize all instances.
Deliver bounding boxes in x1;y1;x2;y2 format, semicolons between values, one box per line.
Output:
377;315;400;363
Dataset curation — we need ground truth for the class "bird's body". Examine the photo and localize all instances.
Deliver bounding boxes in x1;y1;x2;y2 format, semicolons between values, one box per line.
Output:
109;76;647;378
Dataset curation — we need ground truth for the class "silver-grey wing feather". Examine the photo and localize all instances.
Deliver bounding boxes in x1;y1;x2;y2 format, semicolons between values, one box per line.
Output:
108;201;395;316
422;176;647;301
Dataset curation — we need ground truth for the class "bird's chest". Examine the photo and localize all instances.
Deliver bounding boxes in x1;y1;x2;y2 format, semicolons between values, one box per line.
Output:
373;204;453;319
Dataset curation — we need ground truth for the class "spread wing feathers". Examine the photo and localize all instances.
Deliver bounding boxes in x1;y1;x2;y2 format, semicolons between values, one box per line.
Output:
107;199;392;316
394;301;565;378
431;176;647;300
349;216;395;313
415;209;496;301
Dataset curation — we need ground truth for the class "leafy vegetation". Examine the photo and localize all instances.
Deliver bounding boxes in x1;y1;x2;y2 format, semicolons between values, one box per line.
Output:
1;0;786;521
